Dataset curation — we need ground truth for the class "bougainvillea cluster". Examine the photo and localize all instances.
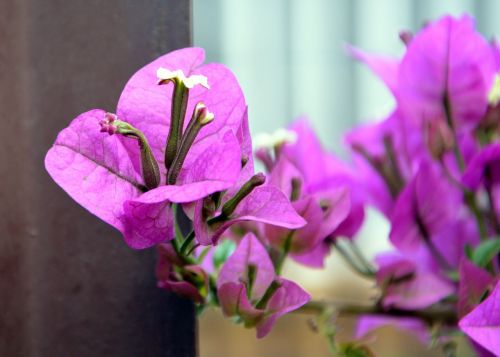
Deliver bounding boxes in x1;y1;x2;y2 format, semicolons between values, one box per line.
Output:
46;14;499;356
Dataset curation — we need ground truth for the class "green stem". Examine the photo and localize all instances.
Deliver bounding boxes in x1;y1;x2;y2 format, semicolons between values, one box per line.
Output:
274;231;294;275
180;230;196;255
167;109;205;185
164;82;189;170
295;300;457;325
333;241;374;278
347;240;376;275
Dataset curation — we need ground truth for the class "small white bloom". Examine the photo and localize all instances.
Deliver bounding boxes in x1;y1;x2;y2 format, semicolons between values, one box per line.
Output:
253;128;298;149
488;73;500;106
156;67;210;89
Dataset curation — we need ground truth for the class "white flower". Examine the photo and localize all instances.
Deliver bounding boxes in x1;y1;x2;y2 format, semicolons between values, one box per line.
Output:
156;68;209;89
253;128;298;149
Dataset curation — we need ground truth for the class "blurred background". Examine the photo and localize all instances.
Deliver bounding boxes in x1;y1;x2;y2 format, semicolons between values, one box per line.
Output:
193;1;500;356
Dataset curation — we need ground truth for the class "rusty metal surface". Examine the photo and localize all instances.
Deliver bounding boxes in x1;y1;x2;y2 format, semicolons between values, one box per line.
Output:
0;1;195;356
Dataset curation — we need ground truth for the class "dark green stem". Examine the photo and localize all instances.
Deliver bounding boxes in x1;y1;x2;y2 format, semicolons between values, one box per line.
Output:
294;300;457;325
333;241;374;278
255;280;281;310
180;230;196;256
347;241;376;275
290;177;302;201
167;106;210;185
209;174;266;224
274;231;294;275
164;81;189;170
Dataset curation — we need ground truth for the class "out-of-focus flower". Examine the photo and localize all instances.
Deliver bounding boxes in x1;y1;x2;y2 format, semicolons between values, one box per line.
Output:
375;249;454;309
355;315;430;344
398;15;496;131
458;259;496;318
459;281;500;355
191;112;306;246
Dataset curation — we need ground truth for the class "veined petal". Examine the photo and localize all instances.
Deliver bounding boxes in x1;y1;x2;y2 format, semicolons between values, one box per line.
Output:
459;281;500;356
121;199;174;249
45;109;143;233
117;47;246;177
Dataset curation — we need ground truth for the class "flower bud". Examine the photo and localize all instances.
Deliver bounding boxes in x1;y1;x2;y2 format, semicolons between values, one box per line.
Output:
99;113;160;190
167;102;215;185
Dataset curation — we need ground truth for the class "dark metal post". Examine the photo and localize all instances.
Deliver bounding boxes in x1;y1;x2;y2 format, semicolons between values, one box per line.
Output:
0;1;196;356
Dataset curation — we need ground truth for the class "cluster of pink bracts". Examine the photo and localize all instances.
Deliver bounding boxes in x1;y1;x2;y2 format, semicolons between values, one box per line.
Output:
46;15;499;356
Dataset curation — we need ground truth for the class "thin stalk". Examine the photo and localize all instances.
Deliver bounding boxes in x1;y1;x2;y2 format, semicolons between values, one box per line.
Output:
180;230;196;256
347;240;376;275
333;241;374;278
274;231;294;275
294;300;457;325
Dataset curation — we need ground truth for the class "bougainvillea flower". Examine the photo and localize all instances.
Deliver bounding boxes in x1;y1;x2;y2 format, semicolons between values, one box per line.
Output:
458;258;496;318
355;315;430;344
46;48;247;249
281;119;365;239
459;281;500;355
217;233;310;338
375;249;454;309
264;156;351;267
398;15;496;130
389;160;461;253
344;111;427;216
191;112;306;246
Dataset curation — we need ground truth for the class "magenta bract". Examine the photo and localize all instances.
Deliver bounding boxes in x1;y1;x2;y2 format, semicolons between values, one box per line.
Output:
45;48;246;249
217;233;310;338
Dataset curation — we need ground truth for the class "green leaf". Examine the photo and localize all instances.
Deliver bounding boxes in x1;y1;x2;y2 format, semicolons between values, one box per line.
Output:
212;239;236;269
471;239;500;267
464;244;474;260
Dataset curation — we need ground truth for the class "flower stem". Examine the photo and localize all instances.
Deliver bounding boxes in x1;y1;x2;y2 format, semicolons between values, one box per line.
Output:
294;300;457;325
347;240;376;275
333;241;375;278
274;231;294;275
180;230;196;255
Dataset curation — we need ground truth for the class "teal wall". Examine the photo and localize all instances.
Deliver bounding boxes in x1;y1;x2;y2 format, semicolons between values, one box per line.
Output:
194;0;500;154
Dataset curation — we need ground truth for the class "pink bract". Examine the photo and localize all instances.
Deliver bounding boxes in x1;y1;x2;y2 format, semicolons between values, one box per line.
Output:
45;48;246;249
